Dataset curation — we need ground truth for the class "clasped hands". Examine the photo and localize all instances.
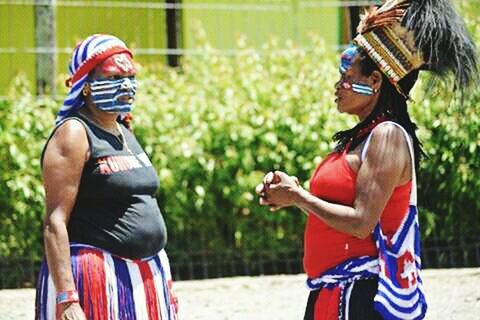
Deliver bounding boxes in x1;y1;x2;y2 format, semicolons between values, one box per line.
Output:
255;171;302;211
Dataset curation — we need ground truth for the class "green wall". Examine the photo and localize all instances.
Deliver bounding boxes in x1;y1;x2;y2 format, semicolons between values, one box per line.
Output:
0;0;341;95
0;1;167;96
0;5;36;95
182;0;341;49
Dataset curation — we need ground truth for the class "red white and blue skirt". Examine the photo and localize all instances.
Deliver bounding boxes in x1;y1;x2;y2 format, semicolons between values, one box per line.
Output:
305;205;428;320
35;243;178;320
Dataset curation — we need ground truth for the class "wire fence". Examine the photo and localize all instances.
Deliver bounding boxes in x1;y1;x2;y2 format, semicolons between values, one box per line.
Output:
1;237;479;289
1;0;475;95
0;0;366;53
0;0;381;95
0;0;479;289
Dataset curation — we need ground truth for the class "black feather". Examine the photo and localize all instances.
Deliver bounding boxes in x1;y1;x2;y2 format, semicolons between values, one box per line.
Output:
403;0;478;90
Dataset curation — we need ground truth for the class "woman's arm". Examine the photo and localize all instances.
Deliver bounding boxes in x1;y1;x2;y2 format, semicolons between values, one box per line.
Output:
261;123;411;239
42;120;89;318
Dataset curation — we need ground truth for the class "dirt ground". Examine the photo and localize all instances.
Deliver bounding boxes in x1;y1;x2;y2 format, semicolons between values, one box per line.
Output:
1;268;478;319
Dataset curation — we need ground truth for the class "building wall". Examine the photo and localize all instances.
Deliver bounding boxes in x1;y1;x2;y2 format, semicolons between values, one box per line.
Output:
0;0;345;95
182;0;341;50
0;1;167;95
0;5;36;95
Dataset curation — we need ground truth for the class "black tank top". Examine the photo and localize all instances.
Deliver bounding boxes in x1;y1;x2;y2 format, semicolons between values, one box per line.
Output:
42;113;167;259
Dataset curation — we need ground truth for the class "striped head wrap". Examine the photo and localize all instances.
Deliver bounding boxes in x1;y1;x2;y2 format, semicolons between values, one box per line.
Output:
57;34;133;124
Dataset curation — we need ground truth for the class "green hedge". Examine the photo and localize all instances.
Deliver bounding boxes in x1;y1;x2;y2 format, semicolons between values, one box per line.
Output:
0;12;478;273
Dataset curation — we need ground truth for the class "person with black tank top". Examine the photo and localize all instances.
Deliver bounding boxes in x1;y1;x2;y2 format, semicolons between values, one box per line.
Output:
35;35;178;320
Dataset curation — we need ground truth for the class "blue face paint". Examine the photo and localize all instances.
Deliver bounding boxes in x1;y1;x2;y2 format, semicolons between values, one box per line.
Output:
339;45;375;96
352;83;375;95
87;76;137;113
340;44;358;74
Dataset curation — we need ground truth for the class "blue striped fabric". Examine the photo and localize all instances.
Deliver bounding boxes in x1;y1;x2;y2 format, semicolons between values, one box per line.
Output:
57;34;130;124
112;255;137;319
35;243;178;320
154;255;174;320
306;207;427;319
306;256;379;290
373;205;427;320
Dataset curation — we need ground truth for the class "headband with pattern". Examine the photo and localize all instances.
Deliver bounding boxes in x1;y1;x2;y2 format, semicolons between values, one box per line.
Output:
57;34;132;124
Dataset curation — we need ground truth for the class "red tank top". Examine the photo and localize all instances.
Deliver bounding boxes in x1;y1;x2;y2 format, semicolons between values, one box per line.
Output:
303;148;412;278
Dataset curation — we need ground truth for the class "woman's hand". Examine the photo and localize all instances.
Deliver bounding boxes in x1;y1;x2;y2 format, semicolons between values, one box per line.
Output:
57;302;87;320
255;171;278;205
256;171;301;211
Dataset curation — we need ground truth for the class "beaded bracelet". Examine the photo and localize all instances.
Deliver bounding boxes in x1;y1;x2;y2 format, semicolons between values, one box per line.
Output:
56;290;79;305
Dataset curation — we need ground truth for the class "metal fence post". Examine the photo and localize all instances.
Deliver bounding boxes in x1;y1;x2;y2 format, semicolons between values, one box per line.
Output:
166;0;182;67
34;0;56;96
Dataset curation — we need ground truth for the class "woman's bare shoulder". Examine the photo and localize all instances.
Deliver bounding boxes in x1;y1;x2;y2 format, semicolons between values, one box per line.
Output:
45;119;89;160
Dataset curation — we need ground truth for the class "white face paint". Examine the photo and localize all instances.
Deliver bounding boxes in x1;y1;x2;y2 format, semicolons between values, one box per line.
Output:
87;76;137;113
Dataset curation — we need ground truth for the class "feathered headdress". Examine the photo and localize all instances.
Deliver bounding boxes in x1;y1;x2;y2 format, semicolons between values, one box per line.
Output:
353;0;477;98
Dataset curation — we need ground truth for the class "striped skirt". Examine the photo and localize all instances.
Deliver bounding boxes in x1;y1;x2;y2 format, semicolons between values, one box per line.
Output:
35;243;178;320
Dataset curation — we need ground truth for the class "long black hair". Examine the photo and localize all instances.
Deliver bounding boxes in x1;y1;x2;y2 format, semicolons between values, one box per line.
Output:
333;48;425;170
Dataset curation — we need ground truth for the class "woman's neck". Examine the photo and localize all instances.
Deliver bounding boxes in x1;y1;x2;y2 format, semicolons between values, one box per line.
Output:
357;90;380;121
79;106;119;133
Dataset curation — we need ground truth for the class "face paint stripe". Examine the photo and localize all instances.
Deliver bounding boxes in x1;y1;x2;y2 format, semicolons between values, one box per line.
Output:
90;84;121;91
88;77;136;113
90;87;137;94
91;91;118;97
91;91;136;100
90;78;137;85
90;86;137;94
352;84;374;91
90;79;137;89
351;85;374;95
96;105;133;112
340;44;358;74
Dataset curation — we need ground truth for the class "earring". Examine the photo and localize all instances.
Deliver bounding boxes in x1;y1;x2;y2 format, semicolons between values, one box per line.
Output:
82;86;89;96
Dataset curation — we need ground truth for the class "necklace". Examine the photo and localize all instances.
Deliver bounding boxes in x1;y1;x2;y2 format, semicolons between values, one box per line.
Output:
356;113;389;139
78;111;133;154
115;122;134;154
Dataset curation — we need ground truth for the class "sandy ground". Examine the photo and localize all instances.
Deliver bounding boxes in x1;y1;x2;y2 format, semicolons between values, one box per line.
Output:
1;268;479;319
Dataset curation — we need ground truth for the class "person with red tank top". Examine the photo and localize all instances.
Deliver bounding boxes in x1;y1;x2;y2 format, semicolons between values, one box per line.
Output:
256;1;476;319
